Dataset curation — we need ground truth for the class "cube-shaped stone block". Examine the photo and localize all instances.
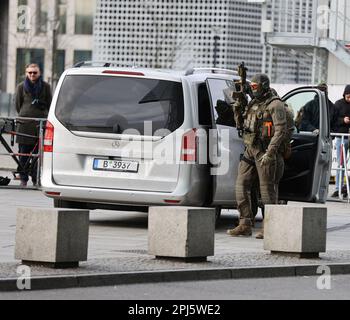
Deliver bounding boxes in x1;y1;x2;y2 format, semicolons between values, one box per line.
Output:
264;205;327;254
148;207;215;259
15;208;90;265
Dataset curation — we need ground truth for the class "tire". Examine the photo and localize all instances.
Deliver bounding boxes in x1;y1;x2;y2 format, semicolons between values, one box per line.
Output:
215;206;222;225
53;199;87;209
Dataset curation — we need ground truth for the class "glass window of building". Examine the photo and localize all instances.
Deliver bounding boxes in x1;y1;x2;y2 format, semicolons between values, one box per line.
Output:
16;48;45;85
17;0;29;33
73;50;92;65
58;0;67;34
54;50;66;81
37;0;48;34
75;0;96;35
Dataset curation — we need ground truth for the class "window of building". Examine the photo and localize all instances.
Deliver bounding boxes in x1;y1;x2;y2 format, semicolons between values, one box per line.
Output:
73;50;92;65
37;0;48;34
58;0;67;34
75;0;95;35
16;48;45;85
54;50;66;80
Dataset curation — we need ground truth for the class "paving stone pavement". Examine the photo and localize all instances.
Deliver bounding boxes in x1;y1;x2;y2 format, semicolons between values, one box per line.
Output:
0;174;349;287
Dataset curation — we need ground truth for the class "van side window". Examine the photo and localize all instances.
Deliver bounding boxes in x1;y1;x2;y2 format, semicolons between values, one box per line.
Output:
198;83;212;126
206;78;236;127
285;91;322;133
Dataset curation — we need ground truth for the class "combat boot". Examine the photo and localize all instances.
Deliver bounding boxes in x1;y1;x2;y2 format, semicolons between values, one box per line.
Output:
255;230;264;239
255;222;264;239
227;219;252;237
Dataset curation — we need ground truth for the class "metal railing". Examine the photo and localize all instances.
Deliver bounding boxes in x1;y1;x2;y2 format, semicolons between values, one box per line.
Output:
331;132;350;203
0;116;46;189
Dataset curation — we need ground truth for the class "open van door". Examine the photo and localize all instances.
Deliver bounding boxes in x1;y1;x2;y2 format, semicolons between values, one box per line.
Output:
279;87;332;203
205;78;245;206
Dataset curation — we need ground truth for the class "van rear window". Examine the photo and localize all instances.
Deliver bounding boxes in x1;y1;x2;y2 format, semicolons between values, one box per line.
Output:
55;75;184;136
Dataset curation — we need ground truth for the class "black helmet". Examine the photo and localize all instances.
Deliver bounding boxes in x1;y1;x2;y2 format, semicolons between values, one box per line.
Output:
250;73;270;99
0;176;11;186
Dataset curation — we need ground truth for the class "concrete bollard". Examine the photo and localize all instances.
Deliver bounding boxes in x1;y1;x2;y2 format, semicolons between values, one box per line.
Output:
148;206;216;262
15;207;90;268
264;205;327;258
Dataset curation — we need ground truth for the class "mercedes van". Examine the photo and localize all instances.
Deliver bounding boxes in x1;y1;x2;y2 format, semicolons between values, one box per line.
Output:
41;64;332;215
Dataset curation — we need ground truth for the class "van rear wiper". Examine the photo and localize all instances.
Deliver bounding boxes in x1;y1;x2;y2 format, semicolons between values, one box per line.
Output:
66;124;115;132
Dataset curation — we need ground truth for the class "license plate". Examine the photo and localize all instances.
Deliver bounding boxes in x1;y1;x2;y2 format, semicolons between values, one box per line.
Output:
93;159;139;173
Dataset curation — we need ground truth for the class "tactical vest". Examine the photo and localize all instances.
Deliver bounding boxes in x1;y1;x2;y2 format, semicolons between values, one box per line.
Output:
243;96;294;158
242;97;274;148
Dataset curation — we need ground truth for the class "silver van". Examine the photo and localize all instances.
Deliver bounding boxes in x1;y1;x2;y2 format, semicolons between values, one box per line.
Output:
41;65;332;216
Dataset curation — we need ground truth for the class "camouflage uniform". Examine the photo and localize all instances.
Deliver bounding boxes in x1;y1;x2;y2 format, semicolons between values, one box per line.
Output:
228;74;287;237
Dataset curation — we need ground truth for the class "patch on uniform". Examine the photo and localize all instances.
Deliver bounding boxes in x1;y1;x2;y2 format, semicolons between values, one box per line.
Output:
276;109;286;121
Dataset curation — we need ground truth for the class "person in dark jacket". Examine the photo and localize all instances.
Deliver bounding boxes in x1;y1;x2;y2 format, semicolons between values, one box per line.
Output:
15;63;52;187
299;83;337;134
331;84;350;198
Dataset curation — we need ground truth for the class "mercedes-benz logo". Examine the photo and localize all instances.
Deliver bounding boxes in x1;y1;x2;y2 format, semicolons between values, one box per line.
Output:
112;141;121;148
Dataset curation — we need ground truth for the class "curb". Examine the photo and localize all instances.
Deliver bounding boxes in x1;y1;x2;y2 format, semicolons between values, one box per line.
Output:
0;186;40;190
1;263;350;292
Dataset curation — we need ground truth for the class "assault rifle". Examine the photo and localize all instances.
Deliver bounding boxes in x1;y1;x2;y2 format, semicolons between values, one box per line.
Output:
223;62;253;137
233;62;253;100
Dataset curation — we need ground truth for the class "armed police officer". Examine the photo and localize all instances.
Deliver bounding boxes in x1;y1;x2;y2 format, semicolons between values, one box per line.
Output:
227;73;287;239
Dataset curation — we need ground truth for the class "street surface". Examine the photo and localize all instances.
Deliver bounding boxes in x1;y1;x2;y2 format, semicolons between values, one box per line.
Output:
0;180;350;301
0;185;349;262
1;275;350;300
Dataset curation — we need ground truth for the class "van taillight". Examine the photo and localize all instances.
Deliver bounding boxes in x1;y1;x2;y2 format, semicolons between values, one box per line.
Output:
181;129;197;162
43;121;54;153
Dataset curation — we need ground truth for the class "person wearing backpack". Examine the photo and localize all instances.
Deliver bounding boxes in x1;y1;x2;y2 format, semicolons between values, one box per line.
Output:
14;63;52;187
227;74;287;239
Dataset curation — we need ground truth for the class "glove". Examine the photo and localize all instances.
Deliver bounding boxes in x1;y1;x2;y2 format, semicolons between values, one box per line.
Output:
215;99;229;114
259;152;275;166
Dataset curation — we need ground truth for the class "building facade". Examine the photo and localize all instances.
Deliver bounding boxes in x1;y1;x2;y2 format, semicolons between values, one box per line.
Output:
2;0;96;93
0;1;10;92
266;0;350;85
94;0;316;83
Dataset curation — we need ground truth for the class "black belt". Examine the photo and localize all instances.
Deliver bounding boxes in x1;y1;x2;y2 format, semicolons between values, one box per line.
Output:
240;154;255;166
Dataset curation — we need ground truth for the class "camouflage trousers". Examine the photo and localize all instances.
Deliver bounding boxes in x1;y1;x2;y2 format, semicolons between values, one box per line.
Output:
236;146;284;224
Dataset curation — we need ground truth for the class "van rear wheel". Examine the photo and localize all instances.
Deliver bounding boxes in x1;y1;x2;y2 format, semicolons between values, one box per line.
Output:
215;206;222;224
53;199;87;209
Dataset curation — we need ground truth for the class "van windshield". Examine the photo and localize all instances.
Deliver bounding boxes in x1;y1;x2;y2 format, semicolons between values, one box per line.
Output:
55;75;184;136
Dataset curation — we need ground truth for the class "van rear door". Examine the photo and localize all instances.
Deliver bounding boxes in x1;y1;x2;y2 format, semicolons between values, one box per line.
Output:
51;74;184;193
